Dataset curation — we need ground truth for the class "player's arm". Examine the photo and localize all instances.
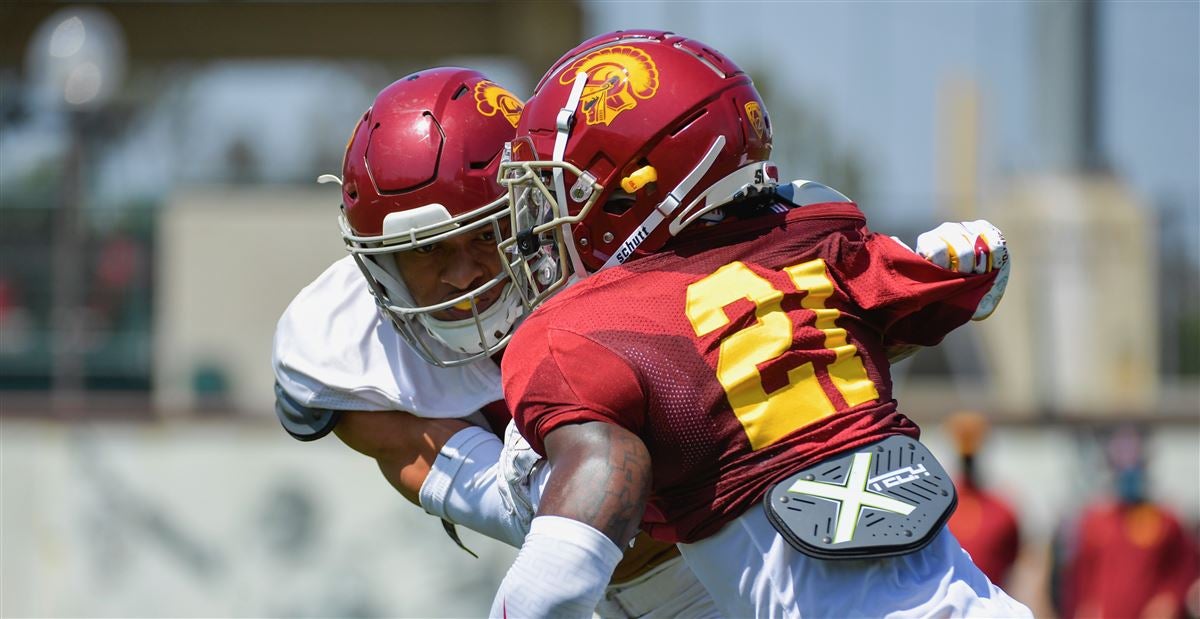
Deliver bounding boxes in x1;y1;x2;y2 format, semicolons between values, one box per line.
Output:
538;422;650;545
491;421;650;618
333;410;469;504
879;220;1008;361
333;409;536;549
276;374;532;549
849;219;1010;350
776;185;1007;360
885;220;1010;317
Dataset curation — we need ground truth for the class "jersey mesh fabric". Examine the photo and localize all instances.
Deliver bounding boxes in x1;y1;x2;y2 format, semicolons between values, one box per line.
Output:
503;202;997;543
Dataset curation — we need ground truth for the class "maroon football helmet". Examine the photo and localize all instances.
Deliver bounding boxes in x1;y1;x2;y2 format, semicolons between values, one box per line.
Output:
498;30;775;307
337;67;526;366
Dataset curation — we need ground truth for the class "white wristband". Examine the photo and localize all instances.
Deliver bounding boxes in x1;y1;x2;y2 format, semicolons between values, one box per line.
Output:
418;425;526;547
490;516;624;619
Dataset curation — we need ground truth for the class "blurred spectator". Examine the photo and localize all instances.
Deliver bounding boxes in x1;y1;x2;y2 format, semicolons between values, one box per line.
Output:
0;275;35;355
89;233;143;332
1054;426;1200;619
945;411;1022;588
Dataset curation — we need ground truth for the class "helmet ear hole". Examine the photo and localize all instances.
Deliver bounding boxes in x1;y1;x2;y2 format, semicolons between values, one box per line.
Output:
670;108;708;137
603;195;636;216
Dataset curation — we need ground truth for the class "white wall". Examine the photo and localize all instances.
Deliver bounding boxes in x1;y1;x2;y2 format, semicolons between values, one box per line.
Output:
2;417;1194;617
154;187;346;415
0;418;516;618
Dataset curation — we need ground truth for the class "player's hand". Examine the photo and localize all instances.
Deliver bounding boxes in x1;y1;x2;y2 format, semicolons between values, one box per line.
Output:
916;220;1010;320
915;220;1008;275
498;420;544;534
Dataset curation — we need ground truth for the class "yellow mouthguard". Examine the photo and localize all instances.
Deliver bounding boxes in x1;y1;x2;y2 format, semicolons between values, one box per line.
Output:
620;165;658;193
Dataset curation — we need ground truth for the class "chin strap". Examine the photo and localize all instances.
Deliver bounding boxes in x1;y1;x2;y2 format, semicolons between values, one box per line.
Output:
553;72;590;279
355;251;416;310
668;161;780;235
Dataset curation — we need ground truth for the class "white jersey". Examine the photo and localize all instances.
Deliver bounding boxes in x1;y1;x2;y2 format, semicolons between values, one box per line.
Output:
272;256;502;431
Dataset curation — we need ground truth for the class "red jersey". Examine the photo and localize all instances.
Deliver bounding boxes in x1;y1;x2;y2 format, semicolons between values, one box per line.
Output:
502;202;997;543
949;480;1021;587
1060;501;1199;619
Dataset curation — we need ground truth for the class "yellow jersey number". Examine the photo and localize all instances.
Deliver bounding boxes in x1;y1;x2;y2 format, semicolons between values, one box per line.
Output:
685;259;878;450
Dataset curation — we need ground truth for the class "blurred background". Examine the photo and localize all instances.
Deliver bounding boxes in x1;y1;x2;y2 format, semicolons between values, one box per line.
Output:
1;1;1197;617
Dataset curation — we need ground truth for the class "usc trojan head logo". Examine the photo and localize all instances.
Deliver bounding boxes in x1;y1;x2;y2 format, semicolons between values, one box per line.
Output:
474;81;523;128
745;101;767;141
560;46;659;126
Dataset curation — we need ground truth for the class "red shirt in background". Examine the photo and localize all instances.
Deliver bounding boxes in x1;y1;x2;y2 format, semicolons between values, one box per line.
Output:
1060;501;1199;619
949;478;1020;587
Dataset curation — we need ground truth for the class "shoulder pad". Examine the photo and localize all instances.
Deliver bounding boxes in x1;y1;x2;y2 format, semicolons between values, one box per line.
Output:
775;180;852;208
275;381;342;442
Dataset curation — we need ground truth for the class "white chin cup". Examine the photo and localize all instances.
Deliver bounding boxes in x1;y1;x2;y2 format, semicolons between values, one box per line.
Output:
419;282;523;355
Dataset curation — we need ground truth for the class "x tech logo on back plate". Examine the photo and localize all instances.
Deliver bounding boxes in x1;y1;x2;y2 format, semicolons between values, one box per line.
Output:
764;435;958;560
785;452;915;544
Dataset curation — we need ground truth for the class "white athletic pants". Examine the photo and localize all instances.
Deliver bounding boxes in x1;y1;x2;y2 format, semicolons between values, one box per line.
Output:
596;555;722;619
677;504;1031;619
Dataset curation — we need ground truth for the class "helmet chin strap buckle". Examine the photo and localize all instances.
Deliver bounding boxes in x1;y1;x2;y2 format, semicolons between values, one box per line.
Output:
668;161;779;236
516;229;541;257
532;254;558;287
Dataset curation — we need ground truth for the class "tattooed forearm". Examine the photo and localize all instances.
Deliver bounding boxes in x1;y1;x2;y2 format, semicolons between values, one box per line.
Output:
538;422;652;547
576;427;651;542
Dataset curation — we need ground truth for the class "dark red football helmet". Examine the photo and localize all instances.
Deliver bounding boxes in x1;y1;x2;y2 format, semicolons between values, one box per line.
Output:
337;67;526;366
498;30;775;306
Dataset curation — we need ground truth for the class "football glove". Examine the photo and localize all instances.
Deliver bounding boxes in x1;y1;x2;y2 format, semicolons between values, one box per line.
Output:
915;220;1010;320
497;420;545;535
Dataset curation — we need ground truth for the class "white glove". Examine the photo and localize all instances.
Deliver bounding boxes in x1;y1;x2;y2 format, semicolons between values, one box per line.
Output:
497;420;546;535
916;220;1008;274
915;220;1010;320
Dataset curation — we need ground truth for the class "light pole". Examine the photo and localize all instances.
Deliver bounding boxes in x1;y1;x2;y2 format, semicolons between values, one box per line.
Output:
25;6;126;408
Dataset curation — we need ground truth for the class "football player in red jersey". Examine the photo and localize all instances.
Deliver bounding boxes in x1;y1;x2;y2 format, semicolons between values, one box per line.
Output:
1054;427;1199;619
272;68;720;617
489;30;1030;618
945;412;1022;589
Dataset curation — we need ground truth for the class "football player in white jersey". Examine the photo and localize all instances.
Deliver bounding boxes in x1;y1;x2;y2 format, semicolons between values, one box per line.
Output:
271;67;718;618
